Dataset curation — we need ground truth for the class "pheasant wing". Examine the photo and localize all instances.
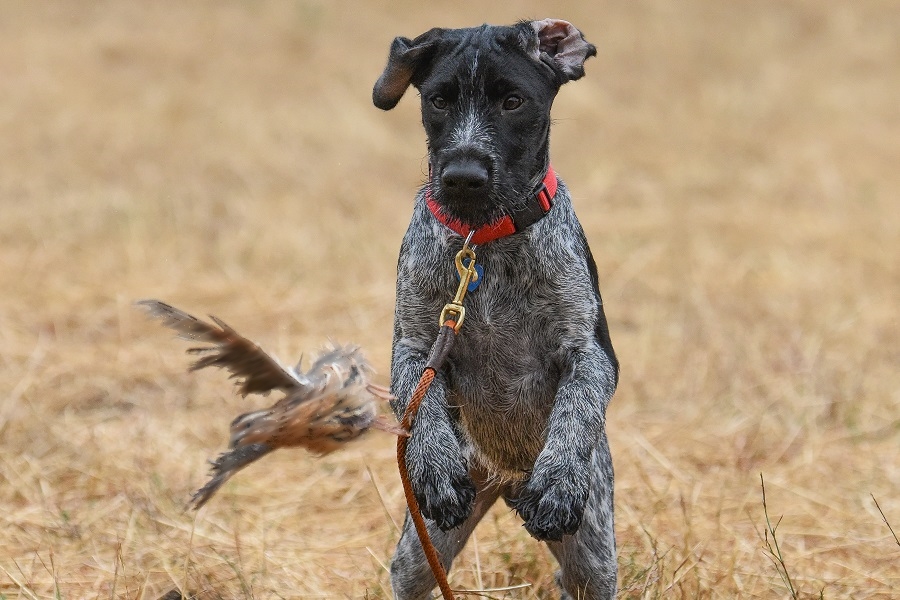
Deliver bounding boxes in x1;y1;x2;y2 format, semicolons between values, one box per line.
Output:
138;299;309;396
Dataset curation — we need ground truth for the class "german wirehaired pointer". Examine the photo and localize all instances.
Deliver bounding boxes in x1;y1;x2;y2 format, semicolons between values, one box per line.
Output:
373;19;619;599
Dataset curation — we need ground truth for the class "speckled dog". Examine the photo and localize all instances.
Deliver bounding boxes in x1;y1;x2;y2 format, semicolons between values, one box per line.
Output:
373;19;619;600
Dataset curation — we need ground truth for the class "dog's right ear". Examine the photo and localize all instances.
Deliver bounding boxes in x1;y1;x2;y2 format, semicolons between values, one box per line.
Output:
372;30;441;110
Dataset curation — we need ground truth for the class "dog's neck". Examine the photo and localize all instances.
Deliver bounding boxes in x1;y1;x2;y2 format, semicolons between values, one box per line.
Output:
426;165;558;245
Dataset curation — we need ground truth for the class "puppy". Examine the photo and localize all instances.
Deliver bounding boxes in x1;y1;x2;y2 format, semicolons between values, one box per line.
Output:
374;19;619;600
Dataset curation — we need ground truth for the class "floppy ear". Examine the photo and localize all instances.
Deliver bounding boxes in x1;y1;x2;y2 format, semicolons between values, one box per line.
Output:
528;19;597;82
372;30;441;110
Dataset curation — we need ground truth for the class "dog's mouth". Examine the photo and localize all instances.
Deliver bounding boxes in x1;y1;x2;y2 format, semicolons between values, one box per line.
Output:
429;183;501;229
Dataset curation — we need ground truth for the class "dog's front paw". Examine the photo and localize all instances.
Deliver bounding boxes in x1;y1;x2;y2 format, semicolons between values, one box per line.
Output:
406;435;476;531
510;474;588;542
415;461;476;531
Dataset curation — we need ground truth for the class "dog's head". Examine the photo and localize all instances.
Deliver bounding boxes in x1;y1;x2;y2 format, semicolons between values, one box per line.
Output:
373;20;596;229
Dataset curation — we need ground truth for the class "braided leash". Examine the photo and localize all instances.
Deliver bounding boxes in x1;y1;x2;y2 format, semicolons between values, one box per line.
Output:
396;235;479;600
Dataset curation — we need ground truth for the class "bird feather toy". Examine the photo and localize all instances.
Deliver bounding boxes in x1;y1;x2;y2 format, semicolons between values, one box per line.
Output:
138;300;406;509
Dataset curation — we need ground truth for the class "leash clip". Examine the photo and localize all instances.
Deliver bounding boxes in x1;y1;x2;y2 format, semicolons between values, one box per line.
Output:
439;233;478;332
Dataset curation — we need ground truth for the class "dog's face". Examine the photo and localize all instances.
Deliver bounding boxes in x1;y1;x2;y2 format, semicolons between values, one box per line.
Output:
374;20;596;228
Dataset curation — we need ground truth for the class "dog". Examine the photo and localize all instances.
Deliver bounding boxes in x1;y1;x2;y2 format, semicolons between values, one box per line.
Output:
373;19;619;600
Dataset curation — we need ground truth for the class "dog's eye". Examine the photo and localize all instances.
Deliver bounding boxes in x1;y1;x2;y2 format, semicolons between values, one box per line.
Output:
502;95;524;111
431;96;448;110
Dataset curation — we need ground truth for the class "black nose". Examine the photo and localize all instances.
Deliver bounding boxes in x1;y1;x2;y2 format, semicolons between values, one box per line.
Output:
441;160;489;191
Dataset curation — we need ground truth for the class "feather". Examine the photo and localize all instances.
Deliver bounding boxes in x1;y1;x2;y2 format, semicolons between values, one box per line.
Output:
190;443;272;509
139;299;407;509
137;299;310;396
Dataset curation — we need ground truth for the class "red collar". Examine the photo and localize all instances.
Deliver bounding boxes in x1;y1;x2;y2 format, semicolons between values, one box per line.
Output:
425;165;558;245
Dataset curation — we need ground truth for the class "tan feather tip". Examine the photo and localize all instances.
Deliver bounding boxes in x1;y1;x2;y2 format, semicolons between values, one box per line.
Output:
365;383;395;401
372;416;409;437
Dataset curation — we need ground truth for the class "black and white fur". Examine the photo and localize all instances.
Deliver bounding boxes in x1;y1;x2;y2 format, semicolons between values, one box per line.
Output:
374;20;619;600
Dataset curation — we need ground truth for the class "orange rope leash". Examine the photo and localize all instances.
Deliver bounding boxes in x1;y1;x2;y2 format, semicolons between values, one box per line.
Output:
396;366;454;599
395;236;479;600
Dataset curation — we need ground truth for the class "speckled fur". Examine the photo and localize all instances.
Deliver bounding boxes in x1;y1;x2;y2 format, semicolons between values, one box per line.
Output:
375;20;619;600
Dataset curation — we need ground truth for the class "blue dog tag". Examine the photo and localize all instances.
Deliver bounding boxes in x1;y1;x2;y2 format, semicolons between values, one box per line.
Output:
458;258;483;292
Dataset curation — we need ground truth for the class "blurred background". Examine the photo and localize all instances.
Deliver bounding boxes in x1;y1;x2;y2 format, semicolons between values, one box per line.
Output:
1;1;897;597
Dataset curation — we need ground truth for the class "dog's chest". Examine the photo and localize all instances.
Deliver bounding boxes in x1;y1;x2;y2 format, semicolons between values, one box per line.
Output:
442;249;580;474
449;256;564;394
396;198;598;475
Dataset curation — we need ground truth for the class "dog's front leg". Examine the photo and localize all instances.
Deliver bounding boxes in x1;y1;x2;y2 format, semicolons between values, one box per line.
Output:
511;346;617;541
391;339;476;530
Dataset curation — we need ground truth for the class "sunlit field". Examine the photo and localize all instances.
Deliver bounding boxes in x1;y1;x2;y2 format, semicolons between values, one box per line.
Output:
1;1;898;598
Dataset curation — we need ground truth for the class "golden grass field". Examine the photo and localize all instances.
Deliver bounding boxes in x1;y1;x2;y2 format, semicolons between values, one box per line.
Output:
2;1;898;598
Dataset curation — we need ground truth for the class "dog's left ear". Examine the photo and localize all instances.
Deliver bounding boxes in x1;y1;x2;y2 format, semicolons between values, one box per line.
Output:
525;19;597;83
373;29;442;110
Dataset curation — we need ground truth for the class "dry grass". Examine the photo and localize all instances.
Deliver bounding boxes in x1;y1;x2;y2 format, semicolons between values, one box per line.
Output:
1;1;898;598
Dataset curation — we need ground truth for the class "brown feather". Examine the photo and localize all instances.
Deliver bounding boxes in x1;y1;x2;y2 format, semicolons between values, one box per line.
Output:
138;299;310;396
139;299;406;509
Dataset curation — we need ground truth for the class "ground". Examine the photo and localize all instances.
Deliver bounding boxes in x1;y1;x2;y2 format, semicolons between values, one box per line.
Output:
1;1;898;598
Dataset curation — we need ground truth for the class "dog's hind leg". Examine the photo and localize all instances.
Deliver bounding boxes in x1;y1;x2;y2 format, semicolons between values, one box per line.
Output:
390;480;501;600
547;431;617;600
